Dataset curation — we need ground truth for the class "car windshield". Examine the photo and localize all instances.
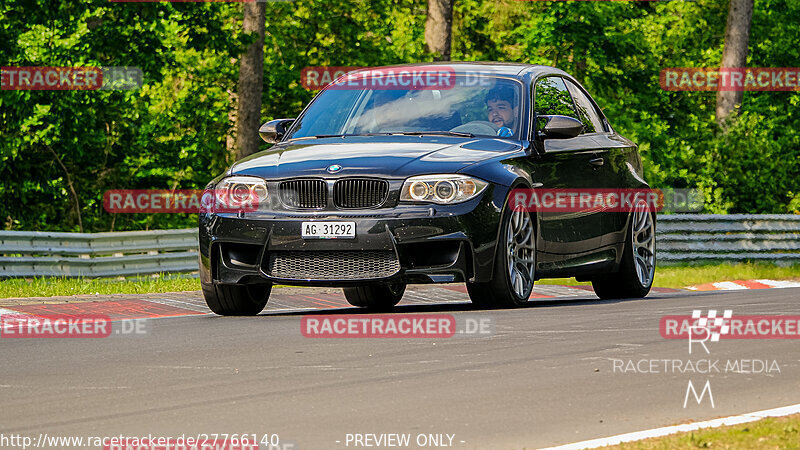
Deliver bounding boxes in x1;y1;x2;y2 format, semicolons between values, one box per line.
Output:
285;74;523;141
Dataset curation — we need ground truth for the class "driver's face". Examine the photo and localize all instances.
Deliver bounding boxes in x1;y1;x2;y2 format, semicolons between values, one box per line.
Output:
487;99;516;129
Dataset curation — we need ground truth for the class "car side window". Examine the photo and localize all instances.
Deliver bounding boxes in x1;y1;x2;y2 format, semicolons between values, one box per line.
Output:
564;79;605;134
534;76;578;118
533;76;579;133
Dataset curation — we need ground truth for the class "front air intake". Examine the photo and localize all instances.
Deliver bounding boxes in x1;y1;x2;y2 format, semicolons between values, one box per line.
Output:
265;250;400;280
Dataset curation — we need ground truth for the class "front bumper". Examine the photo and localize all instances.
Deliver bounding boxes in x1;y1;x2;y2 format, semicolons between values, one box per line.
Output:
198;186;505;287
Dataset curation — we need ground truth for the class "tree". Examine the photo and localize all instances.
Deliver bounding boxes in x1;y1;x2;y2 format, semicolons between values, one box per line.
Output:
235;2;267;160
425;0;453;61
716;0;754;128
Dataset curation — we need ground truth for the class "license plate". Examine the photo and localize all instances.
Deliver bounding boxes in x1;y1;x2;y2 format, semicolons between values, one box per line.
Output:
301;221;356;239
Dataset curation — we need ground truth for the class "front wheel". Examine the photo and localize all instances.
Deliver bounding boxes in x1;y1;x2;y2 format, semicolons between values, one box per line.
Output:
343;282;406;312
202;283;271;316
467;204;536;308
592;200;655;299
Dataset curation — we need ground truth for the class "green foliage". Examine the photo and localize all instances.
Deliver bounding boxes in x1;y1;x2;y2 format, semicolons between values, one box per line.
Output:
1;0;243;231
1;0;798;232
453;0;799;213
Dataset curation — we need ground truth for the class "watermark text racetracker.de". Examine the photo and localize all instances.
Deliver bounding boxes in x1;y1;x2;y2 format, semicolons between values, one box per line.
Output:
1;66;142;90
660;67;800;91
105;187;702;215
660;313;800;340
103;189;263;214
0;314;148;338
0;433;291;449
301;314;492;338
301;66;362;90
300;65;497;90
302;65;455;91
509;188;702;213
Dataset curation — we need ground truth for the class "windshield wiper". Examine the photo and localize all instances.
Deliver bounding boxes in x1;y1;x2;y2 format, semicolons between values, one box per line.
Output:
290;133;394;141
393;131;475;138
290;131;475;141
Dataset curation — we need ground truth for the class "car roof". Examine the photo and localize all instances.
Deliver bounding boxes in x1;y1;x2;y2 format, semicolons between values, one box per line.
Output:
347;61;569;79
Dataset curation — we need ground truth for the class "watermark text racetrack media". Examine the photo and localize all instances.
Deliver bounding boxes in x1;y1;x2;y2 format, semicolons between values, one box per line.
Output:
611;310;788;409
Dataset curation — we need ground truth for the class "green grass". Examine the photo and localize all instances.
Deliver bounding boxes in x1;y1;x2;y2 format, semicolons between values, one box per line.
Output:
536;262;800;289
0;274;201;299
654;263;800;288
606;414;800;449
1;263;799;298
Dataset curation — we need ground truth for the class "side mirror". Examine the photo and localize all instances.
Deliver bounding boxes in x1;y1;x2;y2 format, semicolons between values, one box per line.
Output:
536;115;583;140
259;118;294;144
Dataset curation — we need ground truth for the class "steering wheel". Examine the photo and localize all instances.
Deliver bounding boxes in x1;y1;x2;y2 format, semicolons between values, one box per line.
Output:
449;120;500;136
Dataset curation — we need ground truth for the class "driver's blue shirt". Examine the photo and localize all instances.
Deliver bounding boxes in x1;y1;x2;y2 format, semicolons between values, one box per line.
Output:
497;127;513;137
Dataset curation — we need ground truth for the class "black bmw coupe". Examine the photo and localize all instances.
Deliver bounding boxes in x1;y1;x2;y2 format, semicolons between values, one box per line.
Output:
199;62;656;315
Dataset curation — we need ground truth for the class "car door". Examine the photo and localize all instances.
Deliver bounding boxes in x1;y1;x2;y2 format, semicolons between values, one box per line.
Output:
530;76;611;266
564;78;636;248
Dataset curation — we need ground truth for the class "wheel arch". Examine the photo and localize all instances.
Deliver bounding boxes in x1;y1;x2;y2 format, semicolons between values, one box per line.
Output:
483;177;540;283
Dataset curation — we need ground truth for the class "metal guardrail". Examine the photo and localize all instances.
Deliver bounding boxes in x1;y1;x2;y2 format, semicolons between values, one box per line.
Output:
656;214;800;264
0;215;798;277
0;229;198;278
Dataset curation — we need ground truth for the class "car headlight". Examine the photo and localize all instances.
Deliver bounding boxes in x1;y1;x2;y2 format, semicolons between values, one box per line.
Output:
214;176;268;210
400;175;488;204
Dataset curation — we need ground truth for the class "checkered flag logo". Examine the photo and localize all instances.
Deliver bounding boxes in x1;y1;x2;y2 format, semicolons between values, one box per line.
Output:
692;309;732;341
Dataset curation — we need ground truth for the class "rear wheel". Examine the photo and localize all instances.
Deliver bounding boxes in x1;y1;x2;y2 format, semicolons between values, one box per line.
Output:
592;199;655;299
343;282;406;312
467;204;535;308
202;283;271;316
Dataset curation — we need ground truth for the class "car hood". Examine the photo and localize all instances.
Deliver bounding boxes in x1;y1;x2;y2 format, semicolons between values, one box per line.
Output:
230;136;523;179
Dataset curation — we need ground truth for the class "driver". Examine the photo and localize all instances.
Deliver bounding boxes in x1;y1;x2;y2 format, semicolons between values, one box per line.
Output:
485;86;518;137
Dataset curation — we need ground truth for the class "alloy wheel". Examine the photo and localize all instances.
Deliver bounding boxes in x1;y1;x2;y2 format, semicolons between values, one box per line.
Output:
506;208;536;299
631;201;656;287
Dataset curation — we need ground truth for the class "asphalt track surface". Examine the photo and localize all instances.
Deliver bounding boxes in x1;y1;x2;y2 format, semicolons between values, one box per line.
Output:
1;285;799;449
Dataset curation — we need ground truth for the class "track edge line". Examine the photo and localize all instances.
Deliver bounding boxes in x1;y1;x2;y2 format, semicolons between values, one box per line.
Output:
538;402;800;450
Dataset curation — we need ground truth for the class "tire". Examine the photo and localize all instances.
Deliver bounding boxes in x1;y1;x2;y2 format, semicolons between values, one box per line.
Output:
592;200;656;300
202;282;271;316
466;200;536;308
343;282;406;312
